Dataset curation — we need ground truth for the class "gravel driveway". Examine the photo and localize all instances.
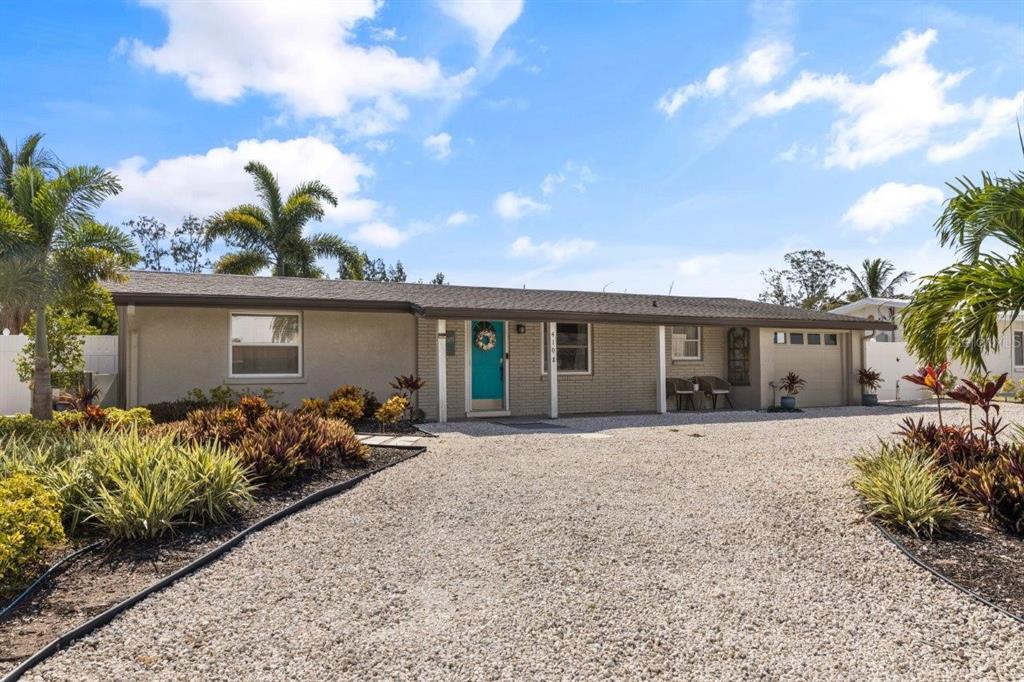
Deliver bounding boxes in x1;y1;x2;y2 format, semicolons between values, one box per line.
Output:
25;406;1024;680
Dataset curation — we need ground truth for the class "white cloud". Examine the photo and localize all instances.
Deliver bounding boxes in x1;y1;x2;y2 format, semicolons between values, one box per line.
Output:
842;182;944;235
510;236;596;263
108;137;376;228
540;161;597;195
365;139;393;153
751;29;1024;168
657;41;792;117
423;132;453;160
352;221;408;248
494;191;549;220
446;210;475;226
437;0;523;55
129;0;475;134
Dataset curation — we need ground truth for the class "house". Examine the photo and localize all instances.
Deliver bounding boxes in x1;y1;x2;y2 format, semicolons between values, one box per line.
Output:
108;271;893;419
831;297;1024;400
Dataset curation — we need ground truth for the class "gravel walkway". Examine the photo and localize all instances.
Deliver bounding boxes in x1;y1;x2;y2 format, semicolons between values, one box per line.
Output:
25;406;1024;680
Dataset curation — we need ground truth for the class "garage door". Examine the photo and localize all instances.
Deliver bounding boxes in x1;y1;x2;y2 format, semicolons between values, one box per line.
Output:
773;332;844;407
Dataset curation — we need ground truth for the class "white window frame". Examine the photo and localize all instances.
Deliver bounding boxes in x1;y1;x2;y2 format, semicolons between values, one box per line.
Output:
228;310;303;379
773;331;787;344
671;325;702;361
1015;330;1024;369
541;322;593;375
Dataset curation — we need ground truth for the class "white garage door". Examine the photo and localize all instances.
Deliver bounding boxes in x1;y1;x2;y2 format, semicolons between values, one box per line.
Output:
773;332;844;407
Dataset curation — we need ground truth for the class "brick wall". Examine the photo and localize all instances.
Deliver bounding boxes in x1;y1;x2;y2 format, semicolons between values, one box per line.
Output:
415;318;465;420
664;325;727;379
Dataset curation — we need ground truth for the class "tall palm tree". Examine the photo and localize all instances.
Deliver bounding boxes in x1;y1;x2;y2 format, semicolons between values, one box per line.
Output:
0;165;137;418
0;132;62;332
844;258;913;302
902;137;1024;370
206;162;363;278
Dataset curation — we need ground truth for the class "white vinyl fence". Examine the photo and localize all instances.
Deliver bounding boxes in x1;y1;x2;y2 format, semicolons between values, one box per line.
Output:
0;334;117;415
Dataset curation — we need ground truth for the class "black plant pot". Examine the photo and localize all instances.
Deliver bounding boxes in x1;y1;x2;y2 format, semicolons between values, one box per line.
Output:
780;395;797;409
862;393;879;406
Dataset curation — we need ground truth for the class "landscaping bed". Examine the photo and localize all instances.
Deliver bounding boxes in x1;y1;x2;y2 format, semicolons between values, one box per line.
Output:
884;510;1024;621
0;444;407;672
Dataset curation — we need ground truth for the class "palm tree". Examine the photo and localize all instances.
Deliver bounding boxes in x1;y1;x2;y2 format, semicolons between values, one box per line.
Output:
0;132;62;332
0;165;137;418
206;162;363;278
844;258;913;302
901;137;1024;370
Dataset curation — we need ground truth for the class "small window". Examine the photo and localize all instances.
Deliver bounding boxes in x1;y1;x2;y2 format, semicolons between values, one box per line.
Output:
1015;331;1024;367
773;331;787;344
229;312;301;377
790;333;804;345
671;325;702;360
542;323;591;374
824;333;838;346
807;333;821;345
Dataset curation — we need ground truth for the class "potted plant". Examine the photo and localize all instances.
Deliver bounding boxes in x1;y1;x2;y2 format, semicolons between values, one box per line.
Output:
858;367;884;406
778;371;806;409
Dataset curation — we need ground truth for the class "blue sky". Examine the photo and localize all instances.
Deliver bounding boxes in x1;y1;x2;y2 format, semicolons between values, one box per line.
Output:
2;0;1022;297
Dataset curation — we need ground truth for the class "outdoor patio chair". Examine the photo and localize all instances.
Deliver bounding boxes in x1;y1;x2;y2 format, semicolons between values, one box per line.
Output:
696;375;734;410
666;378;698;411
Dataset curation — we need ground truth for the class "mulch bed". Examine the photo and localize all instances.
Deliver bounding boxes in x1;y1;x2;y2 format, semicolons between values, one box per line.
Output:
889;512;1024;621
350;418;430;436
0;446;407;671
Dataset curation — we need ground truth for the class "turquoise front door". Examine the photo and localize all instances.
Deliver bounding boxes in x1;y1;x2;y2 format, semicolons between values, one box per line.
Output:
471;320;505;405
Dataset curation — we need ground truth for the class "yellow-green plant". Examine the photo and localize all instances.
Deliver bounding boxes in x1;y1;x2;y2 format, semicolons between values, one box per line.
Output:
375;395;409;427
852;443;960;537
327;397;364;423
0;473;65;588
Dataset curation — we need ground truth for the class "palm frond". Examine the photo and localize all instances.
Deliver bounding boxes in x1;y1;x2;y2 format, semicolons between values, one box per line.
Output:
213;250;271;275
243;161;283;222
205;205;271;251
32;165;121;233
286;180;338;208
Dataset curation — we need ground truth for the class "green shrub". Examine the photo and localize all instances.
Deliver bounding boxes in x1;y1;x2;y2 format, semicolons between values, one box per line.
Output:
361;390;381;419
143;399;213;424
0;473;66;588
54;406;155;432
0;415;64;445
296;398;327;417
375;395;409;426
327;397;364;423
853;443;960;537
181;407;249;445
67;428;255;539
238;395;270;424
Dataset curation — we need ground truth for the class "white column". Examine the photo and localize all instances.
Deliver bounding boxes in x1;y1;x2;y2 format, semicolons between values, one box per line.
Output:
436;319;447;423
547;321;558;418
656;325;667;413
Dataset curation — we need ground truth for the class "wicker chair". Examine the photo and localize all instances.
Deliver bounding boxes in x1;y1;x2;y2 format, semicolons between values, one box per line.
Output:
666;378;698;411
695;375;733;410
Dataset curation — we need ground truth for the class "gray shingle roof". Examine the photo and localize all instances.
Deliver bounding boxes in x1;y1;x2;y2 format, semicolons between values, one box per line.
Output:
107;271;893;330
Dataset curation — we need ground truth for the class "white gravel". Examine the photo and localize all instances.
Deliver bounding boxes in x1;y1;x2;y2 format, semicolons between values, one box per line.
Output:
24;405;1024;680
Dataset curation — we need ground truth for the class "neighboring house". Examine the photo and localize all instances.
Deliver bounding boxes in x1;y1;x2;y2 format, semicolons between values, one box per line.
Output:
832;297;1024;400
108;272;892;419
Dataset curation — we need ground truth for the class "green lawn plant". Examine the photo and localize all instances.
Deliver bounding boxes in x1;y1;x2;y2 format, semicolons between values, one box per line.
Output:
0;472;65;588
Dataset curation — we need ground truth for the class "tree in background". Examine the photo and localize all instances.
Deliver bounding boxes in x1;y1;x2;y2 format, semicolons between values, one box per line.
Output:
15;310;92;390
844;258;913;302
206;161;363;278
0;164;137;418
758;249;843;310
347;254;407;282
0;132;62;333
430;272;446;285
902;140;1024;370
126;214;211;273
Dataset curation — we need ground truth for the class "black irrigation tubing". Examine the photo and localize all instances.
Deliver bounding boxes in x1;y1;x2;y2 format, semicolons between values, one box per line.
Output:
871;520;1024;627
2;447;425;682
1;541;105;622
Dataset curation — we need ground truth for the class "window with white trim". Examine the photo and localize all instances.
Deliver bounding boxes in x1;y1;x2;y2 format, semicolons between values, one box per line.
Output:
773;331;787;344
229;312;302;377
1015;331;1024;367
542;323;591;374
671;325;702;360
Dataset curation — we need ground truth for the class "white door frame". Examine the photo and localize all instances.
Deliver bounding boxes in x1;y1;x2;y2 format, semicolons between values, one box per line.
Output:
464;319;511;417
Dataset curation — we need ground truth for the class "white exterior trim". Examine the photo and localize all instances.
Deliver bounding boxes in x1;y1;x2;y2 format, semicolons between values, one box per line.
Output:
670;324;702;360
227;310;303;380
465;319;510;415
540;322;593;375
547;321;558;418
436;319;447;423
656;325;667;413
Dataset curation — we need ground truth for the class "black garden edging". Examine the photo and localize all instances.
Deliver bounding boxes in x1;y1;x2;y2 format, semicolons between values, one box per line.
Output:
872;520;1024;626
2;447;425;682
0;541;105;621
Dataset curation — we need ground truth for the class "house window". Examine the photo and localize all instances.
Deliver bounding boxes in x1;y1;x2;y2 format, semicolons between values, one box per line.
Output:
790;333;804;345
229;312;301;377
807;333;821;345
671;325;702;360
1015;331;1024;367
824;333;838;346
542;323;591;374
773;331;787;344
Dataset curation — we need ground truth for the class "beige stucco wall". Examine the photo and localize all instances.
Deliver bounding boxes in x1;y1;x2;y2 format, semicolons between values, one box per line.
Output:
758;328;862;409
126;306;416;408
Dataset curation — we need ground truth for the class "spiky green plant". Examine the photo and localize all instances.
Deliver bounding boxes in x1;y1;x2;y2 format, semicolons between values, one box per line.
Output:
852;443;960;537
